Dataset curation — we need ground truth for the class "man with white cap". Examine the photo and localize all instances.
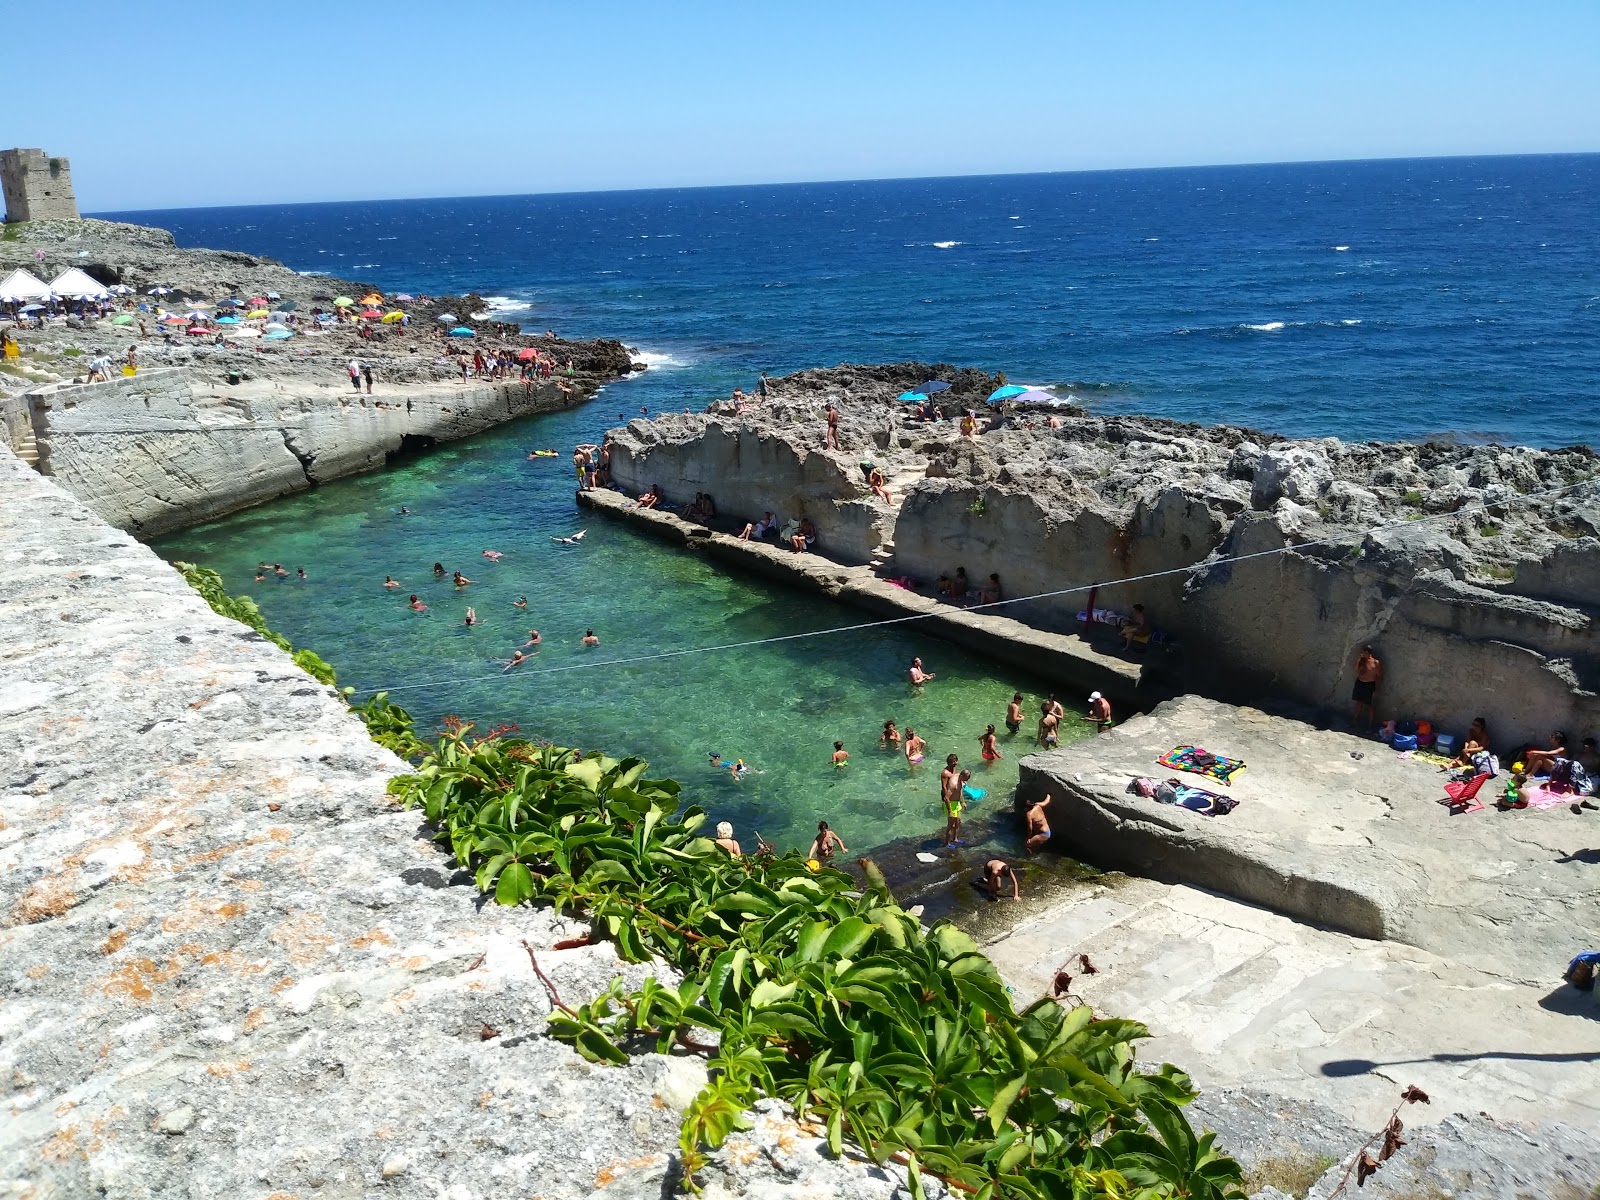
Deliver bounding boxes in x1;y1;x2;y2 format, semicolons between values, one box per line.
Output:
1087;691;1113;733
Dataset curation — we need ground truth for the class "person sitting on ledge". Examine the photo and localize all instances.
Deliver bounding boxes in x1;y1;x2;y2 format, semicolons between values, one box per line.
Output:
1451;717;1491;768
1523;730;1568;776
739;511;777;541
1120;603;1152;651
790;517;817;553
868;465;893;505
978;573;1001;605
634;484;662;510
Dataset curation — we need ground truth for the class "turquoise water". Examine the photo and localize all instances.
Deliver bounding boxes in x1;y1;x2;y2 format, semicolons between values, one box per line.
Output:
154;401;1087;855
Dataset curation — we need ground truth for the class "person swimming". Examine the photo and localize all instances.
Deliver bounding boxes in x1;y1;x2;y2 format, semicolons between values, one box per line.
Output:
502;649;529;672
522;630;542;647
513;596;528;609
729;759;750;777
551;530;587;546
904;728;926;765
581;629;600;646
433;562;446;577
408;594;427;611
831;741;849;767
880;719;901;749
384;575;400;589
453;571;473;588
482;549;504;562
463;607;478;626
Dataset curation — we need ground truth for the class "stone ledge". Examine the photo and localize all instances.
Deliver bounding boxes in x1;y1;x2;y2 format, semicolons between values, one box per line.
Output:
578;485;1150;705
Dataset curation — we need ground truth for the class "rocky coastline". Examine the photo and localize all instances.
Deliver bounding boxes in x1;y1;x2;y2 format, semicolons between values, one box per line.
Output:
2;218;640;533
600;361;1600;753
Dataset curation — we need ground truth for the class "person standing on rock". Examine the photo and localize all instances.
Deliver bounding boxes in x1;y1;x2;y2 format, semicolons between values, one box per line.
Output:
347;358;361;391
942;755;966;846
825;403;840;450
1351;645;1383;727
361;362;373;394
1088;691;1113;733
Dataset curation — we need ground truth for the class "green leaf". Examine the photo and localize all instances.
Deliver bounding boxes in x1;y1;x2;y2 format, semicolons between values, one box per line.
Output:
796;920;833;962
821;916;874;961
494;862;535;907
575;1028;629;1065
988;1075;1026;1136
750;979;798;1008
581;859;635;887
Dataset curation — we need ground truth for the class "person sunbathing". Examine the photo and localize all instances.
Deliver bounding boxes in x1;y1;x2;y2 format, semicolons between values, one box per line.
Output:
868;466;893;505
789;517;816;553
634;484;662;510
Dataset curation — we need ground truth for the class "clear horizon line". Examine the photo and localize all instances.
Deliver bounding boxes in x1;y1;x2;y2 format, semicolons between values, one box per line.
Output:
87;148;1600;218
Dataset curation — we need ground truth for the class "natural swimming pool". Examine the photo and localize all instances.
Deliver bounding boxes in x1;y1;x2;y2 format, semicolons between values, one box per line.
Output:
152;399;1091;855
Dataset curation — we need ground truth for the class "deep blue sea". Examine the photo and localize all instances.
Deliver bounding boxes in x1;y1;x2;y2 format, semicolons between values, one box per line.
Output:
107;154;1600;446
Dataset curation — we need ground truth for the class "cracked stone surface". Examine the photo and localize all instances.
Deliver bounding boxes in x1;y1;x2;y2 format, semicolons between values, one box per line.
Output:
1017;695;1600;980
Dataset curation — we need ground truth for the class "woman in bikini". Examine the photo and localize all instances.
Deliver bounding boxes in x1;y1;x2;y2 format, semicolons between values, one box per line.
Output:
979;724;1003;764
904;728;926;766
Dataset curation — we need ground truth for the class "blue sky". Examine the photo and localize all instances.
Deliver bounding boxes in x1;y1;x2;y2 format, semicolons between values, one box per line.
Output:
12;1;1598;211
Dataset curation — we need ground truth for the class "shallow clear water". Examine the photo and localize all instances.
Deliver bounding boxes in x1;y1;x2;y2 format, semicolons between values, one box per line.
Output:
153;403;1088;855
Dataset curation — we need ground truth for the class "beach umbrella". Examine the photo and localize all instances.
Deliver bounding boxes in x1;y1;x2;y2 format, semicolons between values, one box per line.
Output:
111;314;134;325
146;286;171;295
186;300;211;308
448;326;475;338
919;380;952;394
897;391;928;403
333;296;355;307
216;315;241;325
381;311;405;323
435;312;457;322
263;321;289;330
359;308;383;319
162;314;186;324
109;284;133;295
264;328;293;340
18;303;45;313
394;293;414;301
186;326;211;336
247;309;270;319
1011;388;1063;405
516;347;537;360
275;299;298;311
266;290;281;300
185;310;209;320
986;384;1030;404
248;297;267;306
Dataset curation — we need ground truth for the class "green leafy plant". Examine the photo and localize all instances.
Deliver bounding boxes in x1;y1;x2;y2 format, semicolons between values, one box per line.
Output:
1401;490;1425;508
387;719;1245;1199
969;496;987;517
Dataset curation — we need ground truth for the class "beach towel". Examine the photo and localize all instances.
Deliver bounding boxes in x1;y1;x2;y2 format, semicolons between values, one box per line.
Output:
1172;784;1239;817
1521;782;1577;811
1157;745;1247;785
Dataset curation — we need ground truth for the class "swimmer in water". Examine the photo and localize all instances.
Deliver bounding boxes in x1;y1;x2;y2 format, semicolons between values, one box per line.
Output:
433;562;446;577
502;649;529;672
397;506;411;515
521;630;542;647
482;550;503;562
581;629;600;646
729;759;750;777
831;741;849;766
904;728;926;766
273;563;287;577
513;596;528;609
1006;693;1024;735
254;570;266;582
296;567;306;580
453;571;473;588
708;752;723;767
809;820;847;864
551;530;587;546
463;607;478;626
384;575;400;589
979;724;1002;763
408;595;427;611
880;719;901;749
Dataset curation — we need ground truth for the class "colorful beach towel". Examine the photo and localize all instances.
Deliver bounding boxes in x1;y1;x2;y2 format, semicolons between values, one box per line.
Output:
1172;784;1239;817
1157;745;1247;785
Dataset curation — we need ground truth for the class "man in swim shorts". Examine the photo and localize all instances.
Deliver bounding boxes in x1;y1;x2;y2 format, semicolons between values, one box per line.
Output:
1088;691;1112;733
942;755;965;846
831;741;849;766
1025;794;1054;854
1351;645;1383;726
908;657;936;686
1006;693;1024;735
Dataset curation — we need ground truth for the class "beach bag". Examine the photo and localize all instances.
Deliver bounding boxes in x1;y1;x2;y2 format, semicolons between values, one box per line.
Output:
1565;952;1600;991
1392;734;1418;752
122;364;136;377
1128;777;1157;798
1397;720;1418;737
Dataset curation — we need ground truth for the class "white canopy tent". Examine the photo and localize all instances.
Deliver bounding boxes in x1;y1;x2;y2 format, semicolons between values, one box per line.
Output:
0;268;54;303
49;267;112;300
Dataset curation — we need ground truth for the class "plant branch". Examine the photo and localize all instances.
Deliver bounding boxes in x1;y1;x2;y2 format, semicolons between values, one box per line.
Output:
522;939;578;1016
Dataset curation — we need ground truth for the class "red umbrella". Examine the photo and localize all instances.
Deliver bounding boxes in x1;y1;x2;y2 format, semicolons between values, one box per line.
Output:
186;326;211;336
248;297;267;306
516;348;538;360
359;309;383;319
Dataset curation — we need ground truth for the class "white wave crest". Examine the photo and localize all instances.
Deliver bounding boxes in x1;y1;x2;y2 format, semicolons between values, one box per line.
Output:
481;295;533;314
1333;245;1350;251
932;241;961;249
1243;321;1286;332
628;348;692;369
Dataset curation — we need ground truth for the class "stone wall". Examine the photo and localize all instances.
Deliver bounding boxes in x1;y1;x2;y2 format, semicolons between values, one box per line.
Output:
0;148;78;223
24;368;586;535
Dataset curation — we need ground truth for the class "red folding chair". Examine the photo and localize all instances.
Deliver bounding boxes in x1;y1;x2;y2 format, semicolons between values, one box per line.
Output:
1442;772;1490;813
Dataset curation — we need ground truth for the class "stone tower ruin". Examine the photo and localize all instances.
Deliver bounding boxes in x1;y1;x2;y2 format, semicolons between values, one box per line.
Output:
1;149;79;223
